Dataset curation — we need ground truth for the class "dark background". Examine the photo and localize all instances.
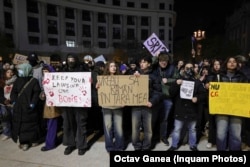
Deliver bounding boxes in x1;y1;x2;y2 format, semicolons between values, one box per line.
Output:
174;0;245;39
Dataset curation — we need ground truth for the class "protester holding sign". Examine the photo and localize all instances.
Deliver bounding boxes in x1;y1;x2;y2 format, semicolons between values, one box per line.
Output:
96;60;125;152
167;62;207;151
131;55;162;151
214;57;248;151
60;53;89;156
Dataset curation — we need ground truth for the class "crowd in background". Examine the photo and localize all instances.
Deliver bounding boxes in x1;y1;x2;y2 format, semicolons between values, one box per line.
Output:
0;51;250;154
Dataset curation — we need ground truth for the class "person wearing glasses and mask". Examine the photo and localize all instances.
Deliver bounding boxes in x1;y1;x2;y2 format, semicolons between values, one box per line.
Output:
59;53;89;156
167;62;207;151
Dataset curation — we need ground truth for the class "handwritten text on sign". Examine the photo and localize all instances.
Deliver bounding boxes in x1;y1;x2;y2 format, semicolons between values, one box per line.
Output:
209;82;250;118
97;75;149;106
143;33;169;56
43;72;92;107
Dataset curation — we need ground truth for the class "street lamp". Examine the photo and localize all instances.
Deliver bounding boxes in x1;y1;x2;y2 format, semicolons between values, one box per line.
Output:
191;30;205;59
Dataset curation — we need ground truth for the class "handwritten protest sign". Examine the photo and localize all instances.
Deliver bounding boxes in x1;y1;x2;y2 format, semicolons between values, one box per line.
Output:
43;72;92;107
143;33;169;56
12;53;28;64
180;80;194;100
209;82;250;118
97;75;149;106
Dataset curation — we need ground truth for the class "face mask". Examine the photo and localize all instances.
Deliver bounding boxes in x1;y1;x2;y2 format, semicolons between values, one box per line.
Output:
185;68;194;77
18;69;24;77
68;61;76;68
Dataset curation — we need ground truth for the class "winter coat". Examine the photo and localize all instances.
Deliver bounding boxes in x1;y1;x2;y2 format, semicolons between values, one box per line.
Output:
169;77;207;120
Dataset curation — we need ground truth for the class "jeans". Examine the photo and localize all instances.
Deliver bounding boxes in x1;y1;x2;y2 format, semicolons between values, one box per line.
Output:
131;106;152;150
0;105;12;137
216;115;242;151
102;108;124;152
171;119;197;148
160;99;173;138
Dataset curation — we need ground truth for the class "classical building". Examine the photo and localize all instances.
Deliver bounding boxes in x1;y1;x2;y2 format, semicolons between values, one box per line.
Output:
0;0;176;60
225;1;250;56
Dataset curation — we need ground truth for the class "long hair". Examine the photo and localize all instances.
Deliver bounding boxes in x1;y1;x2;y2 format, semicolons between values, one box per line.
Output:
103;60;120;75
221;56;240;72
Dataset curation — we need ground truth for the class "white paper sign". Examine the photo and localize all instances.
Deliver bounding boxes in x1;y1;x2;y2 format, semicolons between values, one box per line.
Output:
94;55;106;63
180;80;195;99
43;72;92;107
143;33;169;56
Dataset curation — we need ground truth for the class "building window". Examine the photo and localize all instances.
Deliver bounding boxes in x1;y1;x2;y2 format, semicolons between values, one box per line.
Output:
169;29;172;41
47;4;57;16
127;16;135;25
99;42;106;48
4;0;13;8
159;29;165;40
98;26;106;38
159;3;165;10
141;3;148;9
48;20;58;34
127;28;135;40
65;7;75;19
113;14;121;24
113;0;120;6
28;17;39;32
4;12;13;29
5;33;13;43
141;17;149;26
98;0;105;4
82;24;91;37
66;40;76;47
48;38;58;46
169;4;173;10
98;13;106;23
113;27;121;39
83;40;91;48
141;29;148;40
27;0;39;13
113;42;121;48
159;17;165;26
127;2;134;7
65;22;75;36
82;10;91;21
29;36;39;44
169;17;172;27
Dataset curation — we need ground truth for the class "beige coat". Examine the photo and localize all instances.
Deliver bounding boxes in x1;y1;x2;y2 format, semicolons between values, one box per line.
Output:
43;105;61;119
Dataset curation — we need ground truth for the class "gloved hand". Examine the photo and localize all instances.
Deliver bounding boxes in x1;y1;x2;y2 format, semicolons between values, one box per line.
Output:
29;104;35;109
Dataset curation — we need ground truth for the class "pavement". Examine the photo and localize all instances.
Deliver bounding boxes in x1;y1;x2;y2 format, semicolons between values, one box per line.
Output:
0;132;219;167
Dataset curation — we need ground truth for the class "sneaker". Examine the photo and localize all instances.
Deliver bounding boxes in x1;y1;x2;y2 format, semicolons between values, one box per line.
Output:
1;135;10;141
161;138;169;146
64;146;76;155
31;143;39;147
167;146;177;151
22;144;30;151
206;142;212;149
190;146;198;151
78;149;87;156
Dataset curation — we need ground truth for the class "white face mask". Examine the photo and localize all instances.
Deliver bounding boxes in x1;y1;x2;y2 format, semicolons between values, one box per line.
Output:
18;69;24;77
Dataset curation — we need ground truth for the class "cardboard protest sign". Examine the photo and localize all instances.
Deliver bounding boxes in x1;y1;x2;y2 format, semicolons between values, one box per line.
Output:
43;72;92;107
209;82;250;118
12;53;28;64
97;75;149;106
143;33;169;56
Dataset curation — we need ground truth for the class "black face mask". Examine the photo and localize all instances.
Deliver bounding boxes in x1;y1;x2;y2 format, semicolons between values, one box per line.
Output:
185;69;194;77
68;61;76;68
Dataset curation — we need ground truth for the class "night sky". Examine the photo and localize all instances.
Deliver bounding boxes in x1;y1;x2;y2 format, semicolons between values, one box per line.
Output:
173;0;246;40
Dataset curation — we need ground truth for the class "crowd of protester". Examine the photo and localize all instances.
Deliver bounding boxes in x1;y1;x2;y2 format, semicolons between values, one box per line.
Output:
0;51;250;155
